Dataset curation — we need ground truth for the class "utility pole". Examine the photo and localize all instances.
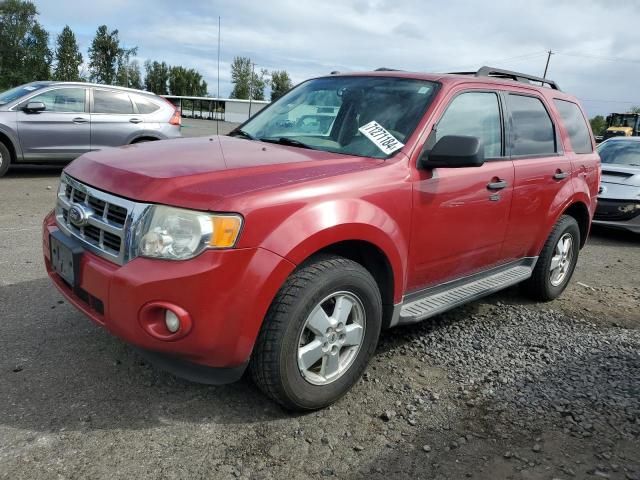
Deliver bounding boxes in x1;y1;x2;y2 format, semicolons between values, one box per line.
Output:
216;16;221;134
543;50;553;79
248;62;255;117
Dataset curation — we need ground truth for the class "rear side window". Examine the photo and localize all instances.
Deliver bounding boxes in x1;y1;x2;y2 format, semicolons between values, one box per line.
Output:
508;94;556;156
93;90;134;114
435;92;502;158
553;99;593;154
134;95;160;114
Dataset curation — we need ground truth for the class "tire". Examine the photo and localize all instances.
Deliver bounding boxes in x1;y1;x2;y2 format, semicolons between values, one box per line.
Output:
250;254;382;410
0;142;11;177
523;215;580;301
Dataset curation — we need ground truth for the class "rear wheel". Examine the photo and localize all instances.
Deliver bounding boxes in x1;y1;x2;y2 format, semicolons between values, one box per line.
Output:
0;142;11;177
250;255;382;410
524;215;580;301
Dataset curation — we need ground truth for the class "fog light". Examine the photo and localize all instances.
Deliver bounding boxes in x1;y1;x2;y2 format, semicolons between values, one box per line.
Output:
165;310;180;333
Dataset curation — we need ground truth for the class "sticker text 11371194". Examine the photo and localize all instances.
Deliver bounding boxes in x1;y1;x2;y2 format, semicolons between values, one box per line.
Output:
358;121;405;155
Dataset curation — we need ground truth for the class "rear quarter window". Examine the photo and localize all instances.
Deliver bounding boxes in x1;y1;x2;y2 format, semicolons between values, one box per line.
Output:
134;95;160;114
553;99;593;154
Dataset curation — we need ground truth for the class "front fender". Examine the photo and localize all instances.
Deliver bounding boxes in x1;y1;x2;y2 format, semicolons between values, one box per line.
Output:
260;198;408;303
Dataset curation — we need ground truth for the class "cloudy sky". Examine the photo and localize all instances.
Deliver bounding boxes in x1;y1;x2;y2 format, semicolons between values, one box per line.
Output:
34;0;640;117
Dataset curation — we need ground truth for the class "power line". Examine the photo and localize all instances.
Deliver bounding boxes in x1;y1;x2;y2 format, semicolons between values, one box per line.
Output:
556;52;640;65
579;98;640;104
433;51;548;73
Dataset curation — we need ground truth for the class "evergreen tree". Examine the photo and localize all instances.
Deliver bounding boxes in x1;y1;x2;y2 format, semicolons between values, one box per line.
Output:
53;25;83;81
0;0;52;88
87;25;122;85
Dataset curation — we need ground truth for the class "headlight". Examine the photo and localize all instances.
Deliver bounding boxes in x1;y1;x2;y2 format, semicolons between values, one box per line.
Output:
132;205;242;260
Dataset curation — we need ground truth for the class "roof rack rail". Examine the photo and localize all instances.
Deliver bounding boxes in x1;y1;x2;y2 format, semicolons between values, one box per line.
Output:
449;66;561;91
375;67;403;72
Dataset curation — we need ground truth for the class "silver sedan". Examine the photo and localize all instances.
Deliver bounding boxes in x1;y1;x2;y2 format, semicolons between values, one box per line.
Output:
594;137;640;234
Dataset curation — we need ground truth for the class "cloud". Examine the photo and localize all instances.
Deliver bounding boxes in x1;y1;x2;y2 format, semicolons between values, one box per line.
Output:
33;0;640;115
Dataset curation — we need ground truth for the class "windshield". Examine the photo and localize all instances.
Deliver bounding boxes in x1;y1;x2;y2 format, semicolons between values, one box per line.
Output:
597;140;640;166
0;82;49;106
237;76;438;159
608;114;639;129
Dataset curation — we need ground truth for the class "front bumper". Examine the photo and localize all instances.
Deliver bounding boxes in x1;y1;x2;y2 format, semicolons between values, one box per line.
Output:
593;198;640;233
43;211;295;377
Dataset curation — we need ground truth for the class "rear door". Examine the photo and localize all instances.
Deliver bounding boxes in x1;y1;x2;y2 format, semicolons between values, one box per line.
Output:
90;88;143;149
408;89;515;290
16;87;89;161
501;92;574;261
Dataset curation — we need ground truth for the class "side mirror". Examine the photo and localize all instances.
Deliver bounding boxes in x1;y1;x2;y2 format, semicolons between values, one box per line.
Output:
418;135;485;169
23;101;46;113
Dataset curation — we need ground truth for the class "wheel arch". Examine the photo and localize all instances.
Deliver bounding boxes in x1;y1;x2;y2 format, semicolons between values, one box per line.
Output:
562;200;591;248
0;129;18;163
303;239;397;329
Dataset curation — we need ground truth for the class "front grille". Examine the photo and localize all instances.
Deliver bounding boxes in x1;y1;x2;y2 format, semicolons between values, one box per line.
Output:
54;173;146;265
594;199;640;221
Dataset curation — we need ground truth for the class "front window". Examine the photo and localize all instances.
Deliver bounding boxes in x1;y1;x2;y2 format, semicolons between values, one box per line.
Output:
237;76;438;159
0;82;49;106
25;88;86;113
597;140;640;166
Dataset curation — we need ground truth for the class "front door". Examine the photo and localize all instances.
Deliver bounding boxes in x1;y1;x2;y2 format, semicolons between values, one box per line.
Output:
408;90;514;291
16;87;89;162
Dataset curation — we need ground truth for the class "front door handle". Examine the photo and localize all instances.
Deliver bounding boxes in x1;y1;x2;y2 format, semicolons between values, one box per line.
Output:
129;118;143;124
553;171;569;180
487;179;508;190
72;117;88;124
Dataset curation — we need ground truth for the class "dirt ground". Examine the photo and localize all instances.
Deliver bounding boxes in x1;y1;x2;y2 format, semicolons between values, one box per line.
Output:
1;121;638;479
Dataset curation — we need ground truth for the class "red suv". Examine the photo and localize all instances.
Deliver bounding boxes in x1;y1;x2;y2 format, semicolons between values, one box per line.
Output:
43;67;600;410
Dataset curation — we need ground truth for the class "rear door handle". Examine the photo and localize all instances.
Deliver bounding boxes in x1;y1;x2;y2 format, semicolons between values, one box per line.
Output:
487;180;508;190
72;117;88;124
553;171;569;180
129;118;143;124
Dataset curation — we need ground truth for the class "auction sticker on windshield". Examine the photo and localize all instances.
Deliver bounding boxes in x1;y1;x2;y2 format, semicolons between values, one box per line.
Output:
358;121;404;155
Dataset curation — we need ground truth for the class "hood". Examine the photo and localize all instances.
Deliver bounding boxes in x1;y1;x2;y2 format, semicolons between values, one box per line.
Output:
64;136;380;210
600;163;640;187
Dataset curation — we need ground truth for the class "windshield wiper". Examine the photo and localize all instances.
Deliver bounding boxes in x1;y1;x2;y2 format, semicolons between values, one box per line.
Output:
229;128;257;141
259;137;315;150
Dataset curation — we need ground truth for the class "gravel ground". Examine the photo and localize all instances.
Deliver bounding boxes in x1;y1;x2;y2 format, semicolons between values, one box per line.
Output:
1;121;639;479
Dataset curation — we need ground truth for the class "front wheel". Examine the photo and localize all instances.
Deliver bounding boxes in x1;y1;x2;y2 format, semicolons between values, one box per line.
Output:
524;215;580;301
0;142;11;177
250;255;382;410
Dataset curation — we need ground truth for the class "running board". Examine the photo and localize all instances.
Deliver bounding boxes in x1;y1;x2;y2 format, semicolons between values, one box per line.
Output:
397;258;536;325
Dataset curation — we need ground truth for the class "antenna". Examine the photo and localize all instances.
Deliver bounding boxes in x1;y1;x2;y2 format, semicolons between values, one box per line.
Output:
216;16;221;136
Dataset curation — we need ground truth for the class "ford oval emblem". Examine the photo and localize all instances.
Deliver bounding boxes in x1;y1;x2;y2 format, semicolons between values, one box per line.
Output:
68;204;91;227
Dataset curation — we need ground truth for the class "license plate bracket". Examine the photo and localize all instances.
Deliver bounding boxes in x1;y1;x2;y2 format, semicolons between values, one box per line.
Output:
50;230;84;288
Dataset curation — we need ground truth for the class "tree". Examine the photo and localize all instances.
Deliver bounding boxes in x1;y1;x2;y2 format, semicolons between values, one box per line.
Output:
230;56;268;100
628;106;640;114
590;115;606;136
144;60;170;95
87;25;124;85
114;46;139;88
0;0;52;88
126;60;142;90
53;25;83;81
168;66;208;96
270;70;292;101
